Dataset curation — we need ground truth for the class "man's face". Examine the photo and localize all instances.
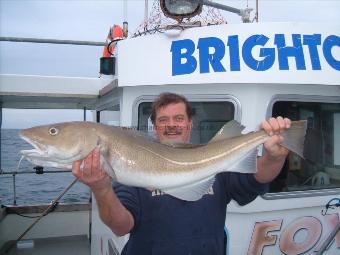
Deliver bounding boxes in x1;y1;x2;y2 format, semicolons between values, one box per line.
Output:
154;102;192;143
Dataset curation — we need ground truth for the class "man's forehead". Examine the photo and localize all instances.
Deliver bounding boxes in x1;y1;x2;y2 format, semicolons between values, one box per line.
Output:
158;102;186;111
157;104;187;116
157;113;185;118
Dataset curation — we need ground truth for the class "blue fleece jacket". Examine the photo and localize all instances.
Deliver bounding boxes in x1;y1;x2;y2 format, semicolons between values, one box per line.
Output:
113;172;268;255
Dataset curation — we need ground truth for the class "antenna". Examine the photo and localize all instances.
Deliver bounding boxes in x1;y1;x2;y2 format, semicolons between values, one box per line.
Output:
256;0;259;22
123;0;128;22
123;0;128;37
144;0;149;28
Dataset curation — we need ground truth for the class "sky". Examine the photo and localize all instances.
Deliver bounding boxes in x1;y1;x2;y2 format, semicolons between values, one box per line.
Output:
0;0;339;128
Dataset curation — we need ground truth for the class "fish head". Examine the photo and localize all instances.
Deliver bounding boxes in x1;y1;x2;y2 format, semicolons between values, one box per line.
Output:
19;122;100;169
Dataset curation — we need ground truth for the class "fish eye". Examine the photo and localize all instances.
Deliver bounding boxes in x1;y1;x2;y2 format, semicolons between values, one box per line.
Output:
49;127;59;136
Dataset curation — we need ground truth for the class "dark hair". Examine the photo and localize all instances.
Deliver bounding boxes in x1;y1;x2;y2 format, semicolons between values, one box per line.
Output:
150;93;193;124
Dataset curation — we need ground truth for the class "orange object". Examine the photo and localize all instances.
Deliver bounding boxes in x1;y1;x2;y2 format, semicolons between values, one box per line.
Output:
103;25;124;57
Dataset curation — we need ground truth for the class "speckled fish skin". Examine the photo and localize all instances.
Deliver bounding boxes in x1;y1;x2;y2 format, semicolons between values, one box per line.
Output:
20;120;307;201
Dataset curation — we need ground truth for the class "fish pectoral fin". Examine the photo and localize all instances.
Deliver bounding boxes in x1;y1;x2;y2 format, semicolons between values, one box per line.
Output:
227;148;258;173
210;120;245;143
99;154;117;180
162;177;215;201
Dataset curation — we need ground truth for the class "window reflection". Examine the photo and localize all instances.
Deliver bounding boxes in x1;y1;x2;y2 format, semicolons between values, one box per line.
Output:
137;101;234;144
270;101;340;193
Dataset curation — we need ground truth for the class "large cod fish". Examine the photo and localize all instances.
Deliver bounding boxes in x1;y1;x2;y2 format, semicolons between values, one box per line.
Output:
20;120;307;201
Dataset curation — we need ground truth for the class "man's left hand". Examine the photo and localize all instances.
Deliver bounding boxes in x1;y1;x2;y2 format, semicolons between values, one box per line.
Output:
261;116;291;161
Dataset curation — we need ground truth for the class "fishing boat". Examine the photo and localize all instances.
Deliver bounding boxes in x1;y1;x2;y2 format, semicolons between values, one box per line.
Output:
0;1;339;254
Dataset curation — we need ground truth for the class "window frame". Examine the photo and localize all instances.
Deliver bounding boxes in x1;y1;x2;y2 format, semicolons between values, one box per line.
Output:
263;94;340;200
131;94;241;130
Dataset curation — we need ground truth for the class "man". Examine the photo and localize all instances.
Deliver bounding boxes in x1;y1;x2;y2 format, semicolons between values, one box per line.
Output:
73;92;291;254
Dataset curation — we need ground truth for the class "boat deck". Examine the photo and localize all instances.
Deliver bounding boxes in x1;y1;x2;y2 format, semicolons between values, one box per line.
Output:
0;204;91;255
2;235;90;255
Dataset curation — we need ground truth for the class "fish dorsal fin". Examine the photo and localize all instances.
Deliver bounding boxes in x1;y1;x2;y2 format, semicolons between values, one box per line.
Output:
162;176;215;201
227;147;258;173
210;120;245;143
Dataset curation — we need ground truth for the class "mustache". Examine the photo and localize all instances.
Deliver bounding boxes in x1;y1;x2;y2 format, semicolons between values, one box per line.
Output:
163;126;182;135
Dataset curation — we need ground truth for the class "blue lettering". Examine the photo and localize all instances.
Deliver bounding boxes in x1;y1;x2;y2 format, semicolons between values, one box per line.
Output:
197;37;226;73
227;35;241;71
242;34;275;71
171;39;197;76
170;33;337;76
323;35;340;71
274;34;306;70
303;34;321;70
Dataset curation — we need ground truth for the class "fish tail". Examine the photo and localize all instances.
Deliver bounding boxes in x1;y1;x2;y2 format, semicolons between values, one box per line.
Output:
282;120;307;158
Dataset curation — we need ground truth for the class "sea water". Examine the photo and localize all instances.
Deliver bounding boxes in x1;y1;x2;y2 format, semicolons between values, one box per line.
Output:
0;129;90;205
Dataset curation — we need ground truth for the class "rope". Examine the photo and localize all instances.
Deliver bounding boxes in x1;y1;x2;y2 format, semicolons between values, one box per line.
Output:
4;178;78;254
1;205;42;218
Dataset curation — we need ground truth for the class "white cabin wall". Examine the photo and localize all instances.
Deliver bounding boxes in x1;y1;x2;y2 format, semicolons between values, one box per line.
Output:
334;113;340;165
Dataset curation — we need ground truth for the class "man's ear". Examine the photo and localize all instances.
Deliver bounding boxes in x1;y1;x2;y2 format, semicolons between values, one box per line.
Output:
188;119;193;131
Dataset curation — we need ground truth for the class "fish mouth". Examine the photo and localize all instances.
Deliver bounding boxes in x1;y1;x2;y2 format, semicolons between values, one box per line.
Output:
19;135;59;167
19;133;84;169
19;134;48;158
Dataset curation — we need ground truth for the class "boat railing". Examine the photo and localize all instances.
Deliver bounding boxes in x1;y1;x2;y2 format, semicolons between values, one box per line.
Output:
0;36;105;46
0;168;74;205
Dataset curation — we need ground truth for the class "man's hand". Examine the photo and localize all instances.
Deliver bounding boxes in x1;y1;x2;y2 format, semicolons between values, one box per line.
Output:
73;147;134;236
261;116;291;161
72;146;112;194
255;117;291;183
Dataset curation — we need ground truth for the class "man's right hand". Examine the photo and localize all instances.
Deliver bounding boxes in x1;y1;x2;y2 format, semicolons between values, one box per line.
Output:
72;146;112;194
72;147;134;236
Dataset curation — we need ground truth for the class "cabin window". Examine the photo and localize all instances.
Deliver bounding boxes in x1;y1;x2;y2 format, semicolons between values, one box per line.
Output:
268;100;340;194
99;109;120;126
137;101;235;144
96;99;121;126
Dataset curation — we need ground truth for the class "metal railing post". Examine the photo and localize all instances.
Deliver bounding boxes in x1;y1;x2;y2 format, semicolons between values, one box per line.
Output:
1;170;73;205
83;107;87;121
315;222;340;255
0;104;2;175
12;173;17;205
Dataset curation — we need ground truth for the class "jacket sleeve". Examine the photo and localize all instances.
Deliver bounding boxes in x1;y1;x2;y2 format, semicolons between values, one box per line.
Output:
113;182;141;232
223;172;269;206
